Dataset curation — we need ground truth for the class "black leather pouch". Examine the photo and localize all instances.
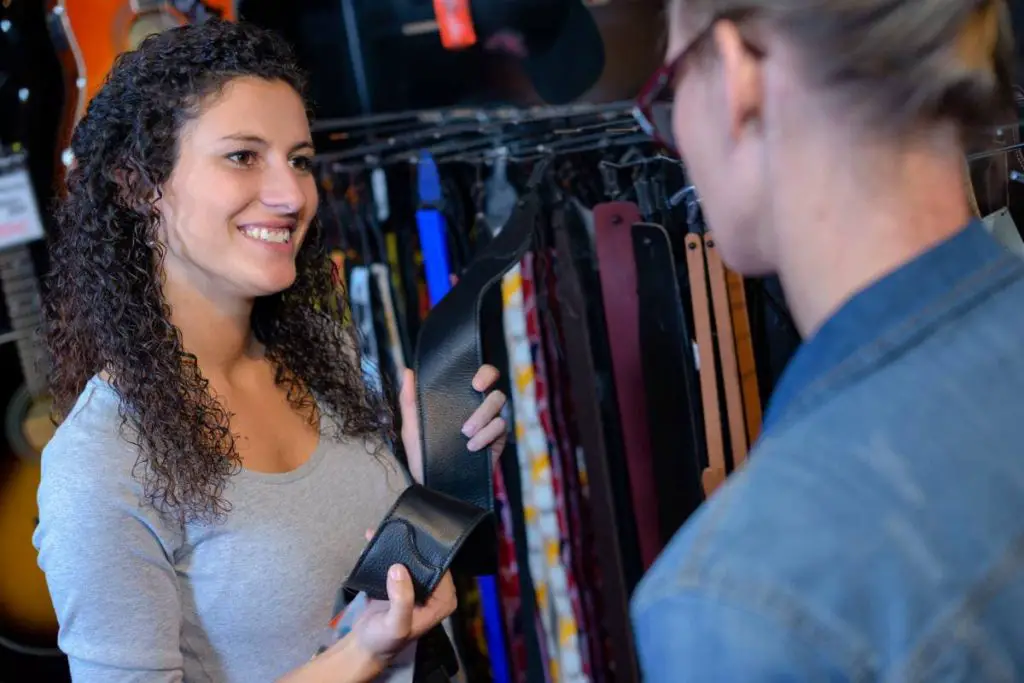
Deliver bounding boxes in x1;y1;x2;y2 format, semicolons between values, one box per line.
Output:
343;163;546;605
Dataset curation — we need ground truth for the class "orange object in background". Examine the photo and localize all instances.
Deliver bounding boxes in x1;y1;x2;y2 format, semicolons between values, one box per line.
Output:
50;0;236;171
433;0;478;50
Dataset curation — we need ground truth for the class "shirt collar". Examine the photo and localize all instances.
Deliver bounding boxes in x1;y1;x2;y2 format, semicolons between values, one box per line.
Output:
761;220;1010;434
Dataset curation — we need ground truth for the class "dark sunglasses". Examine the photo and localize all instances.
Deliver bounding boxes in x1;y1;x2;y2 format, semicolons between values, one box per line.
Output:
633;9;762;156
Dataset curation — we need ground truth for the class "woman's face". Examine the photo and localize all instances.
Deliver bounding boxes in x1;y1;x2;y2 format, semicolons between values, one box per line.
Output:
156;76;318;305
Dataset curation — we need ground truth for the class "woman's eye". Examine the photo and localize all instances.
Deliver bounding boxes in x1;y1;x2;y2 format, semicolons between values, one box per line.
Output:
291;155;313;172
226;150;257;166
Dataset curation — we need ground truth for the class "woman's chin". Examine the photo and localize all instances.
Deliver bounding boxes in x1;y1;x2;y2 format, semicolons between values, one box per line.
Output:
245;268;298;298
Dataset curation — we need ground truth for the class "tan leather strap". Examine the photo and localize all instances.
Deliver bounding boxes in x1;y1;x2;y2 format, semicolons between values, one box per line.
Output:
966;161;981;218
685;233;726;497
725;267;762;447
704;232;748;470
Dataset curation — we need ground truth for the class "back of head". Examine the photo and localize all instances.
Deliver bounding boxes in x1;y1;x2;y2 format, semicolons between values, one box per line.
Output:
676;0;1015;136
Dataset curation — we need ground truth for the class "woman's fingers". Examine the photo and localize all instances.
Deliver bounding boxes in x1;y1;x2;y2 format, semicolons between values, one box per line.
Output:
413;571;457;632
462;389;507;439
467;416;507;452
471;364;501;392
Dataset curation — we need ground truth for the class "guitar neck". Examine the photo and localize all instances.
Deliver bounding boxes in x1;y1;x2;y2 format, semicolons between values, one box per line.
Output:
0;244;47;399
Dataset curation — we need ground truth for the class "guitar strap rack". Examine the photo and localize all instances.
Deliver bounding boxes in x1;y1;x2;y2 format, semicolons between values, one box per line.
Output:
343;162;547;605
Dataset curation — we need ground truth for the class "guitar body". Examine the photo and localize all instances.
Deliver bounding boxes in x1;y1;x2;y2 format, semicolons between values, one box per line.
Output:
0;244;60;658
0;387;57;641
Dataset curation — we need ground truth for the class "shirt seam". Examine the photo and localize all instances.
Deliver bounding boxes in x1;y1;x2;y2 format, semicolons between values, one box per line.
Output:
633;564;877;682
886;534;1024;682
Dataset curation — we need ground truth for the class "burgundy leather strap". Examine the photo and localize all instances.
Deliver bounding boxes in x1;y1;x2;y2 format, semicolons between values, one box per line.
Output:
592;201;662;570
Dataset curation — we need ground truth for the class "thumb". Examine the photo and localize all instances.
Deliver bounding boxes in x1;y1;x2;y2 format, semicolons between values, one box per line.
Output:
384;564;415;638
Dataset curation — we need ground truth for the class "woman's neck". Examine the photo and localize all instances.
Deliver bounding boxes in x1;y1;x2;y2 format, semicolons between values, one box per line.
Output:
771;126;972;339
161;269;260;379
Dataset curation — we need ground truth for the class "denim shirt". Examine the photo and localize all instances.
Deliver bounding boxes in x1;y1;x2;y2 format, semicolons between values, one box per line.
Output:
631;221;1024;682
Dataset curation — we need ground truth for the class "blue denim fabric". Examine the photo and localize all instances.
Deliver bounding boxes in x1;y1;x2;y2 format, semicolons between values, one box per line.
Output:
631;221;1024;682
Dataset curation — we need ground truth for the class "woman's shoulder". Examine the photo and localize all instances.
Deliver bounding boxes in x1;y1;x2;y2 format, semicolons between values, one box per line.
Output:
41;376;141;493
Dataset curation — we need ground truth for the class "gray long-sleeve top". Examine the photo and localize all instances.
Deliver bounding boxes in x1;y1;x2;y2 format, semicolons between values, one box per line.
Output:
33;376;408;682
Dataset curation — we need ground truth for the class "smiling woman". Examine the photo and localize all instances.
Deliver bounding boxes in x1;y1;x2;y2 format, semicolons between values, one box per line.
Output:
158;77;319;303
32;18;507;683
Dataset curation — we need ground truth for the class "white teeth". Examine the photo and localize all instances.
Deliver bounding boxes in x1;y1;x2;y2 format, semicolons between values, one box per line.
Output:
241;225;291;244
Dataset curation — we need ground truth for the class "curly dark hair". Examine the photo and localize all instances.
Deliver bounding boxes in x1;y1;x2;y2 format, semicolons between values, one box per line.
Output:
44;19;390;524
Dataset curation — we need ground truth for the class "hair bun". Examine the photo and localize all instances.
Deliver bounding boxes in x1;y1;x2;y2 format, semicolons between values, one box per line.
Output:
936;0;1014;129
956;0;1002;74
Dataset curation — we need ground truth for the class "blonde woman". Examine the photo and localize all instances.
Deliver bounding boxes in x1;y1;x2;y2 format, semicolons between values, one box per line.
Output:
632;1;1022;680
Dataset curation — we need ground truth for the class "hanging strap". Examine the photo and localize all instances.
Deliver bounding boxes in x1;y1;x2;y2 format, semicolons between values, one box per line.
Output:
632;222;705;538
553;222;640;683
725;268;763;446
684;231;727;498
592;201;662;570
344;167;546;603
704;232;749;469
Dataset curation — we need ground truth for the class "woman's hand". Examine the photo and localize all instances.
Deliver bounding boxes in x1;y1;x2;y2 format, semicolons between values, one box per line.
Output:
399;365;508;485
350;560;458;670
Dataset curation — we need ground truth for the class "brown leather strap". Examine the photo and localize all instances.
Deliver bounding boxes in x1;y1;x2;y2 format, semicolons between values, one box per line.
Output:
725;268;763;446
684;232;726;498
593;201;662;569
704;232;748;469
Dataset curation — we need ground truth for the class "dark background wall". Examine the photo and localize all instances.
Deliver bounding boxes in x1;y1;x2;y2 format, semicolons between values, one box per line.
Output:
237;0;664;120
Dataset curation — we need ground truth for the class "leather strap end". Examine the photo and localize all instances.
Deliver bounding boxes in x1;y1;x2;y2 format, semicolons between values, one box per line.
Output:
344;484;492;604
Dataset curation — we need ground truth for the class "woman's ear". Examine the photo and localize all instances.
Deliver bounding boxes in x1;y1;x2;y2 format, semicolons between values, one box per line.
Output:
714;20;764;142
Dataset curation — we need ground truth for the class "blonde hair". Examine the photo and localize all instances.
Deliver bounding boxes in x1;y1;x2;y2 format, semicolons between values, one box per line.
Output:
676;0;1015;133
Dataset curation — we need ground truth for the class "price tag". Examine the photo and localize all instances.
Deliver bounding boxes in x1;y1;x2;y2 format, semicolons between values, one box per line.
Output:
0;158;44;251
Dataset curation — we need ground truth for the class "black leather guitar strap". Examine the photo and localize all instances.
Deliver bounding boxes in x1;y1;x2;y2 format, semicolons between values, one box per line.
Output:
554;215;640;683
343;165;546;605
632;222;705;541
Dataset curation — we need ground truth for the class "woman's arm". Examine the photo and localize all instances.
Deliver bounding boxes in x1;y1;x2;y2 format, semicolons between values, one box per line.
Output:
33;431;189;681
277;635;385;683
281;564;460;683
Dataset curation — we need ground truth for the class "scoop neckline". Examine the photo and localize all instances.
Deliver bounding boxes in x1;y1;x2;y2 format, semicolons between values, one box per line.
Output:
234;431;330;484
87;374;331;485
